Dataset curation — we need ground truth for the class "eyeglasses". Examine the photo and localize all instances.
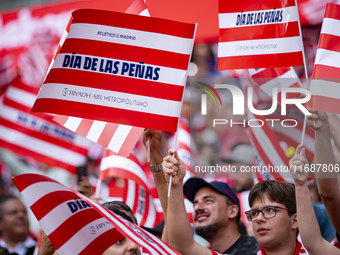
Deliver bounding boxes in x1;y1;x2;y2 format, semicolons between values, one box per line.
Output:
245;206;295;222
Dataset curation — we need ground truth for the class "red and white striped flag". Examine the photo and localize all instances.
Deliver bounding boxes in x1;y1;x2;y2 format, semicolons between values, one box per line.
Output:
32;9;196;132
218;0;304;70
51;0;148;157
0;50;17;88
247;110;293;182
310;3;340;114
0;78;92;174
13;173;179;255
13;173;124;255
108;178;160;228
99;150;159;227
249;67;302;100
99;150;150;190
53;115;143;157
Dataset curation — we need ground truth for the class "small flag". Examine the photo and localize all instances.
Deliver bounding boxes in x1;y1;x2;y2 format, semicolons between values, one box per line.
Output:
310;3;340;114
32;9;196;132
13;173;180;255
218;0;304;70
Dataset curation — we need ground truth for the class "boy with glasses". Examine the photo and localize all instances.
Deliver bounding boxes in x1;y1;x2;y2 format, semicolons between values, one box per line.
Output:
247;180;307;255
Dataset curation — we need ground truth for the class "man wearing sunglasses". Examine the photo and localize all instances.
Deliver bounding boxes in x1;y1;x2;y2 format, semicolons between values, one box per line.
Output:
246;180;307;255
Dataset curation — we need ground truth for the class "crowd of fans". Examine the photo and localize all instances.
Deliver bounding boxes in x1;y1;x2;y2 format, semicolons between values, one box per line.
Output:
0;21;340;254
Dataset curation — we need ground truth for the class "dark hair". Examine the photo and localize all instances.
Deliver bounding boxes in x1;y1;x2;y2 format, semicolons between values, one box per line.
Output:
0;195;21;220
248;180;296;215
102;201;138;225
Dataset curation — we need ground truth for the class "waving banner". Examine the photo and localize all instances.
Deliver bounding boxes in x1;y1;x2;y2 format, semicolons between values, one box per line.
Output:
31;9;196;132
99;150;159;227
13;173;180;255
54;115;143;157
0;79;92;173
310;3;340;114
218;0;304;70
51;0;148;157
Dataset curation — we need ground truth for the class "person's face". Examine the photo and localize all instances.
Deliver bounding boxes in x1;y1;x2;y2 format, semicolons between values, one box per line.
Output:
0;199;29;240
250;194;297;250
192;186;231;232
103;237;141;255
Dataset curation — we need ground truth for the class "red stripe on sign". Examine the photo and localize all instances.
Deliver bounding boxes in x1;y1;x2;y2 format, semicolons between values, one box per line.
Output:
0;137;78;173
60;39;190;70
217;52;304;70
103;206;169;254
99;168;146;189
251;67;291;78
12;173;57;192
312;64;340;79
45;69;184;102
3;98;32;113
71;9;195;39
78;228;123;255
219;0;296;13
0;116;89;155
324;3;340;20
76;119;94;137
219;22;300;42
178;143;191;154
54;45;61;61
32;99;179;132
96;123;118;148
48;209;103;249
66;16;72;33
31;190;78;220
318;33;340;53
52;115;68;126
118;127;144;156
10;80;40;95
0;122;85;174
311;95;340;114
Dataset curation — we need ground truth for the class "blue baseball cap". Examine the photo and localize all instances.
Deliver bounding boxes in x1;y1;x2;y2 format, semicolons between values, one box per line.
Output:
183;177;241;221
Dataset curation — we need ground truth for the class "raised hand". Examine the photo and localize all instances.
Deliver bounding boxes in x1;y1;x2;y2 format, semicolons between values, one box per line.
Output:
162;148;186;186
290;144;309;186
